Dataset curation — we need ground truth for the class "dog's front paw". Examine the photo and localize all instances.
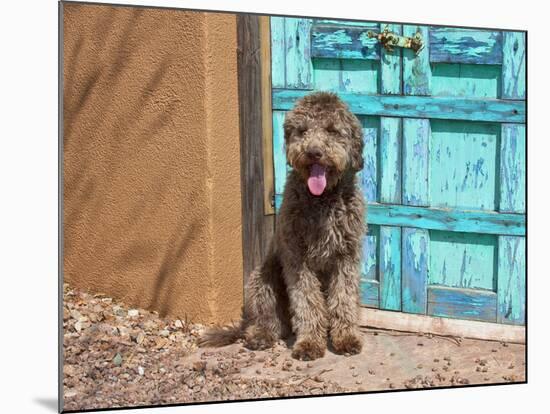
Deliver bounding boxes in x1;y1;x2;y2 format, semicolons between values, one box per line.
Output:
244;325;276;350
331;332;363;355
292;339;325;361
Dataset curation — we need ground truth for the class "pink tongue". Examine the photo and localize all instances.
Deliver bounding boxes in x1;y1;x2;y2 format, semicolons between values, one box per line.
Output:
307;164;327;196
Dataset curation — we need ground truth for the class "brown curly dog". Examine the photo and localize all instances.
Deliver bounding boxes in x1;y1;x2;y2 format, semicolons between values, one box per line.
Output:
200;91;366;361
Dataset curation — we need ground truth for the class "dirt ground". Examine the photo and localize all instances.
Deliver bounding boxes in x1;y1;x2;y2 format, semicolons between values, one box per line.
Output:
63;284;525;412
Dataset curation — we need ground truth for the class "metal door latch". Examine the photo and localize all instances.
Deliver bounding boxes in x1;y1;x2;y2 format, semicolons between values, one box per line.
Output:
367;25;424;55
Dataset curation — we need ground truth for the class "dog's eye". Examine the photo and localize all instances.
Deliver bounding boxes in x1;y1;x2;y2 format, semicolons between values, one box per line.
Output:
326;125;338;134
296;127;307;136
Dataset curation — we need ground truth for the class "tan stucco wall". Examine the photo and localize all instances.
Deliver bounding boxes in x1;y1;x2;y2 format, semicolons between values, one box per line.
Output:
63;4;243;323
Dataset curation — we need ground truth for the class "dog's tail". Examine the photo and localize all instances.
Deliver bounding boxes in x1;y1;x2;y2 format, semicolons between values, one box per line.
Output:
198;320;245;347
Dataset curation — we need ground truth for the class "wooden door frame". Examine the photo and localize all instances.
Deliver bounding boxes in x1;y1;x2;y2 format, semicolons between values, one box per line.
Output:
237;15;275;288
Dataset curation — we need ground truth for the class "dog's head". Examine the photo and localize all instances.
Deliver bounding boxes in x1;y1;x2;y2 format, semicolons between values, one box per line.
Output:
283;91;364;196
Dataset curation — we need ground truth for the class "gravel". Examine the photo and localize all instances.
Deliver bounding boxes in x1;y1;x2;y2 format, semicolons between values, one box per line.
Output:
63;283;525;411
62;284;346;411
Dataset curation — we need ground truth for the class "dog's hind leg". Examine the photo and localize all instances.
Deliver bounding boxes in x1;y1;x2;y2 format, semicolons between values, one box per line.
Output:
243;247;290;350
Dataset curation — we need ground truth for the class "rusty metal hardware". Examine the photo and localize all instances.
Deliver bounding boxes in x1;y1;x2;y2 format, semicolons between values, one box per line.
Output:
367;25;424;55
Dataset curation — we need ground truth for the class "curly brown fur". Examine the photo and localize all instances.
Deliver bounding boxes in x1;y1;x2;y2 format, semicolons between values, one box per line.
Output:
200;92;366;360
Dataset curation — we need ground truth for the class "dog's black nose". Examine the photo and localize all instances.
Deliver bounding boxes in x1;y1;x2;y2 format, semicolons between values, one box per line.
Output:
306;147;323;160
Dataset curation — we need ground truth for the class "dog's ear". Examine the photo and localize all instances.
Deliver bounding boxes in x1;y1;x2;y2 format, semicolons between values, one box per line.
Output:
343;110;364;172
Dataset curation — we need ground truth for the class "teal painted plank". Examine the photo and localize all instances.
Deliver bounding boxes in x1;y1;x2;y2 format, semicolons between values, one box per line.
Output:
360;279;380;308
429;231;497;291
380;24;402;95
310;23;380;60
502;32;526;99
429;28;502;65
361;225;379;281
430;120;499;211
402;228;429;314
275;194;283;211
497;236;526;325
427;286;497;322
272;89;525;123
284;18;313;89
340;60;379;94
312;59;379;94
403;118;429;206
379;117;401;203
312;58;340;90
500;124;526;213
273;111;287;197
367;203;525;236
432;63;501;98
270;17;286;88
403;25;431;95
357;117;379;203
379;226;401;311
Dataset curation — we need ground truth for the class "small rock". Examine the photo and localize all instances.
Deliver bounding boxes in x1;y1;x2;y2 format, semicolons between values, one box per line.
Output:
117;326;129;337
70;310;82;320
128;309;139;317
368;369;376;375
138;366;145;376
352;372;359;377
476;366;481;372
63;365;77;377
417;364;423;369
491;348;498;353
417;342;424;346
313;375;324;383
508;363;515;369
355;380;362;385
389;383;395;389
193;361;207;371
433;358;440;363
174;319;184;329
136;332;145;344
306;362;313;368
482;367;488;373
443;356;451;362
113;353;123;366
113;306;125;316
159;329;170;337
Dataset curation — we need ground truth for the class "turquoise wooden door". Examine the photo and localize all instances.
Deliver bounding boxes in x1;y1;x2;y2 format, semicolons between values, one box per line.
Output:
270;18;526;326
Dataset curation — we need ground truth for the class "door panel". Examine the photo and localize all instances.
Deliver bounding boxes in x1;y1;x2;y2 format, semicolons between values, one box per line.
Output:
270;18;526;325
